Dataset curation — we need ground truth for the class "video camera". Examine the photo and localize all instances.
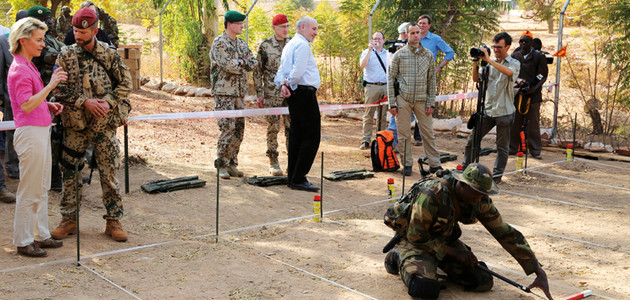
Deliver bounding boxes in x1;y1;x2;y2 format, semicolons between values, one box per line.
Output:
469;46;491;60
384;39;407;53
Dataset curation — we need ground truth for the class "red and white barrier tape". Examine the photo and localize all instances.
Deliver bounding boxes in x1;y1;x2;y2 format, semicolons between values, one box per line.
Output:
0;84;557;129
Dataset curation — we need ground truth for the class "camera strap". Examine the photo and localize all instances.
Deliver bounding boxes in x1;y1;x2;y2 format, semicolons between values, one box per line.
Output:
517;94;531;115
374;50;387;74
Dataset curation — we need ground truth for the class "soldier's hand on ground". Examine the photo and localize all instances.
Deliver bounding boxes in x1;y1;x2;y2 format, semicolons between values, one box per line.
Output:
425;107;434;116
84;98;110;118
48;102;63;115
281;85;291;98
257;96;264;108
48;67;68;89
528;267;553;299
389;107;398;117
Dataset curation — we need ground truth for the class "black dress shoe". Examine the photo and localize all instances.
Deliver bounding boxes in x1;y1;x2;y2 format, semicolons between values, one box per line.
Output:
289;182;320;192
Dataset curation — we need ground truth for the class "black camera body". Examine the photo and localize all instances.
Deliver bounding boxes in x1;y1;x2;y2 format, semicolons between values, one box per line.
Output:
470;46;492;59
385;39;408;54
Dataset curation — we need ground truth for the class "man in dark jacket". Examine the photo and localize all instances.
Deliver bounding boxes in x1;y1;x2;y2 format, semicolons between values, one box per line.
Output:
510;31;548;158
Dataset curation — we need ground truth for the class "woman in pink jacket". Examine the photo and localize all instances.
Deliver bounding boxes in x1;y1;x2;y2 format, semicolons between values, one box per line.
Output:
8;17;67;257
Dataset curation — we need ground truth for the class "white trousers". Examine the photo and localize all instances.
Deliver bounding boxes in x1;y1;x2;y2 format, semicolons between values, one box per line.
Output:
13;125;52;247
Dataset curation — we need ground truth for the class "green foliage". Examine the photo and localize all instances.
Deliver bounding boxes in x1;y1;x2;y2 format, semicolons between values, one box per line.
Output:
160;0;217;84
519;0;560;23
242;3;272;52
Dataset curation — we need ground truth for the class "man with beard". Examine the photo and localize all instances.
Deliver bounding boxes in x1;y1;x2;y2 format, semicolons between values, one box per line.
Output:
50;7;132;242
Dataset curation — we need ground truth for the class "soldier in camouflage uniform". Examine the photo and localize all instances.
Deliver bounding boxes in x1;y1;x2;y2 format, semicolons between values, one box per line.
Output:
383;163;552;299
252;14;291;176
56;6;73;42
209;11;257;179
50;7;132;242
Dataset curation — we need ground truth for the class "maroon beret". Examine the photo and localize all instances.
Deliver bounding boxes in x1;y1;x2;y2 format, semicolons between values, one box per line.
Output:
272;14;289;26
72;7;97;29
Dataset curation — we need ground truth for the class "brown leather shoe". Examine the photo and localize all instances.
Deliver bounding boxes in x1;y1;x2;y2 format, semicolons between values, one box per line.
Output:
50;220;77;240
105;219;128;242
37;238;63;248
17;242;47;257
0;189;15;203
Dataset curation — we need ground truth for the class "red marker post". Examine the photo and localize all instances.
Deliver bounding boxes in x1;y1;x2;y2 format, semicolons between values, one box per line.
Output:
563;290;592;300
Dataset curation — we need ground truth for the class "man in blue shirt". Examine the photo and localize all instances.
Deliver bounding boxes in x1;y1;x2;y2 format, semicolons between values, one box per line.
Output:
417;15;455;74
275;16;321;192
359;31;388;150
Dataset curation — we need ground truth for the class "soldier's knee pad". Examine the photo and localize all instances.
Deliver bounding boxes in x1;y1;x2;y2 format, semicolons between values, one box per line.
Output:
407;276;440;299
459;261;494;292
384;248;400;275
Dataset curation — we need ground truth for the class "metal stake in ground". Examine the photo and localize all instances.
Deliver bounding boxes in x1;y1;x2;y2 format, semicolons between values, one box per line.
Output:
124;124;129;194
320;152;324;220
75;163;80;266
476;264;547;299
573;113;577;152
402;138;408;194
214;159;225;243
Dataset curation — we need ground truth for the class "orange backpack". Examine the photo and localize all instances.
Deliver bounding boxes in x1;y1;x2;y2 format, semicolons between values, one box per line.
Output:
371;130;400;172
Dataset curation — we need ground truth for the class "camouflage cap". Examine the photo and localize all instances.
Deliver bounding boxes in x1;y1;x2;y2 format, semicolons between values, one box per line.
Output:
27;6;51;18
453;163;499;195
224;11;246;23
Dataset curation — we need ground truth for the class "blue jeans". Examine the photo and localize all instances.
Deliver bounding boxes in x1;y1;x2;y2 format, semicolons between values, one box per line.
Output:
387;114;423;146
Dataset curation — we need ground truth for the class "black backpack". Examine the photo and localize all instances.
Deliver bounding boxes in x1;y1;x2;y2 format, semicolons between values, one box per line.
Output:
371;130;400;172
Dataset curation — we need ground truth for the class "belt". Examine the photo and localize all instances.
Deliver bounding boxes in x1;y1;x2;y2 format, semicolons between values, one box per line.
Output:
297;85;317;92
365;82;387;86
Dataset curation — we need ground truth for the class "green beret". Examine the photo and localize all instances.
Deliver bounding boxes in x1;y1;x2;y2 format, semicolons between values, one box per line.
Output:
27;6;51;18
224;10;246;23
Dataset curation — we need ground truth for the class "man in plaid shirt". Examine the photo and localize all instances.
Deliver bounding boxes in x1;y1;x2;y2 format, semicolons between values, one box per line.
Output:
387;22;442;176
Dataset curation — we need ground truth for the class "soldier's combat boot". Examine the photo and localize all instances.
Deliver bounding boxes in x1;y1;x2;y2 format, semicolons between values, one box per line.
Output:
384;247;401;275
227;164;244;177
50;219;77;240
218;167;230;179
105;219;128;242
269;157;283;176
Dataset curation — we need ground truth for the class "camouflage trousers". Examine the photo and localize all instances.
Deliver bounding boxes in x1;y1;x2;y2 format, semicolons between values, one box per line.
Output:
264;97;290;159
215;95;245;166
397;238;492;289
59;126;122;221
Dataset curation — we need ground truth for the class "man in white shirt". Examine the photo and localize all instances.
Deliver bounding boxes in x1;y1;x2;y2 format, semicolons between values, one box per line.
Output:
359;31;388;150
274;16;321;192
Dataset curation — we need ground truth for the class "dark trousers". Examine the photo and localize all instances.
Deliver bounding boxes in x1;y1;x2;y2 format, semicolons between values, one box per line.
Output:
510;101;542;156
287;85;321;185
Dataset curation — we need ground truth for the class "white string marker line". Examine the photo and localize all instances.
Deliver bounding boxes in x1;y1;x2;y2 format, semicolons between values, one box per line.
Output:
0;240;178;274
220;236;379;300
510;224;615;249
503;160;566;176
528;170;630;192
575;157;630;170
81;264;142;300
499;190;608;211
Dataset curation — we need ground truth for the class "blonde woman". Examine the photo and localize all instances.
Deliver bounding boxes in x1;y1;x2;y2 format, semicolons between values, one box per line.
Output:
8;17;66;257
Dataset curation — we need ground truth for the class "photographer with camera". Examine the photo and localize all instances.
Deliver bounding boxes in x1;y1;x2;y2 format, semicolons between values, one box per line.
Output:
509;31;548;159
462;32;520;184
358;31;388;150
387;22;442;176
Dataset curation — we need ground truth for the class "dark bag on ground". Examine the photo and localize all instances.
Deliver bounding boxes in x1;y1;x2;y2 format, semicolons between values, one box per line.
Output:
243;175;288;187
141;176;206;193
371;130;400;172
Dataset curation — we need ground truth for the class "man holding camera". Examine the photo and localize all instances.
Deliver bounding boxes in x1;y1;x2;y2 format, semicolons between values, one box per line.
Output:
387;22;442;176
359;31;388;150
509;31;548;159
462;32;520;184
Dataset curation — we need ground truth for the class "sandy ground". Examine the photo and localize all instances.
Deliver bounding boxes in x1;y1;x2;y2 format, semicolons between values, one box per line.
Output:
1;13;629;300
0;86;628;300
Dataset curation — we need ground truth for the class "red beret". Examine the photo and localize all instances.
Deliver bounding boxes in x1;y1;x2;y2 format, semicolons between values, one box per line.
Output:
272;14;289;26
72;7;97;29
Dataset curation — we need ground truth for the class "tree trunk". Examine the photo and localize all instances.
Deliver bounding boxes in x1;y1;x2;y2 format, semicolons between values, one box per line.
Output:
547;18;554;34
588;108;604;134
